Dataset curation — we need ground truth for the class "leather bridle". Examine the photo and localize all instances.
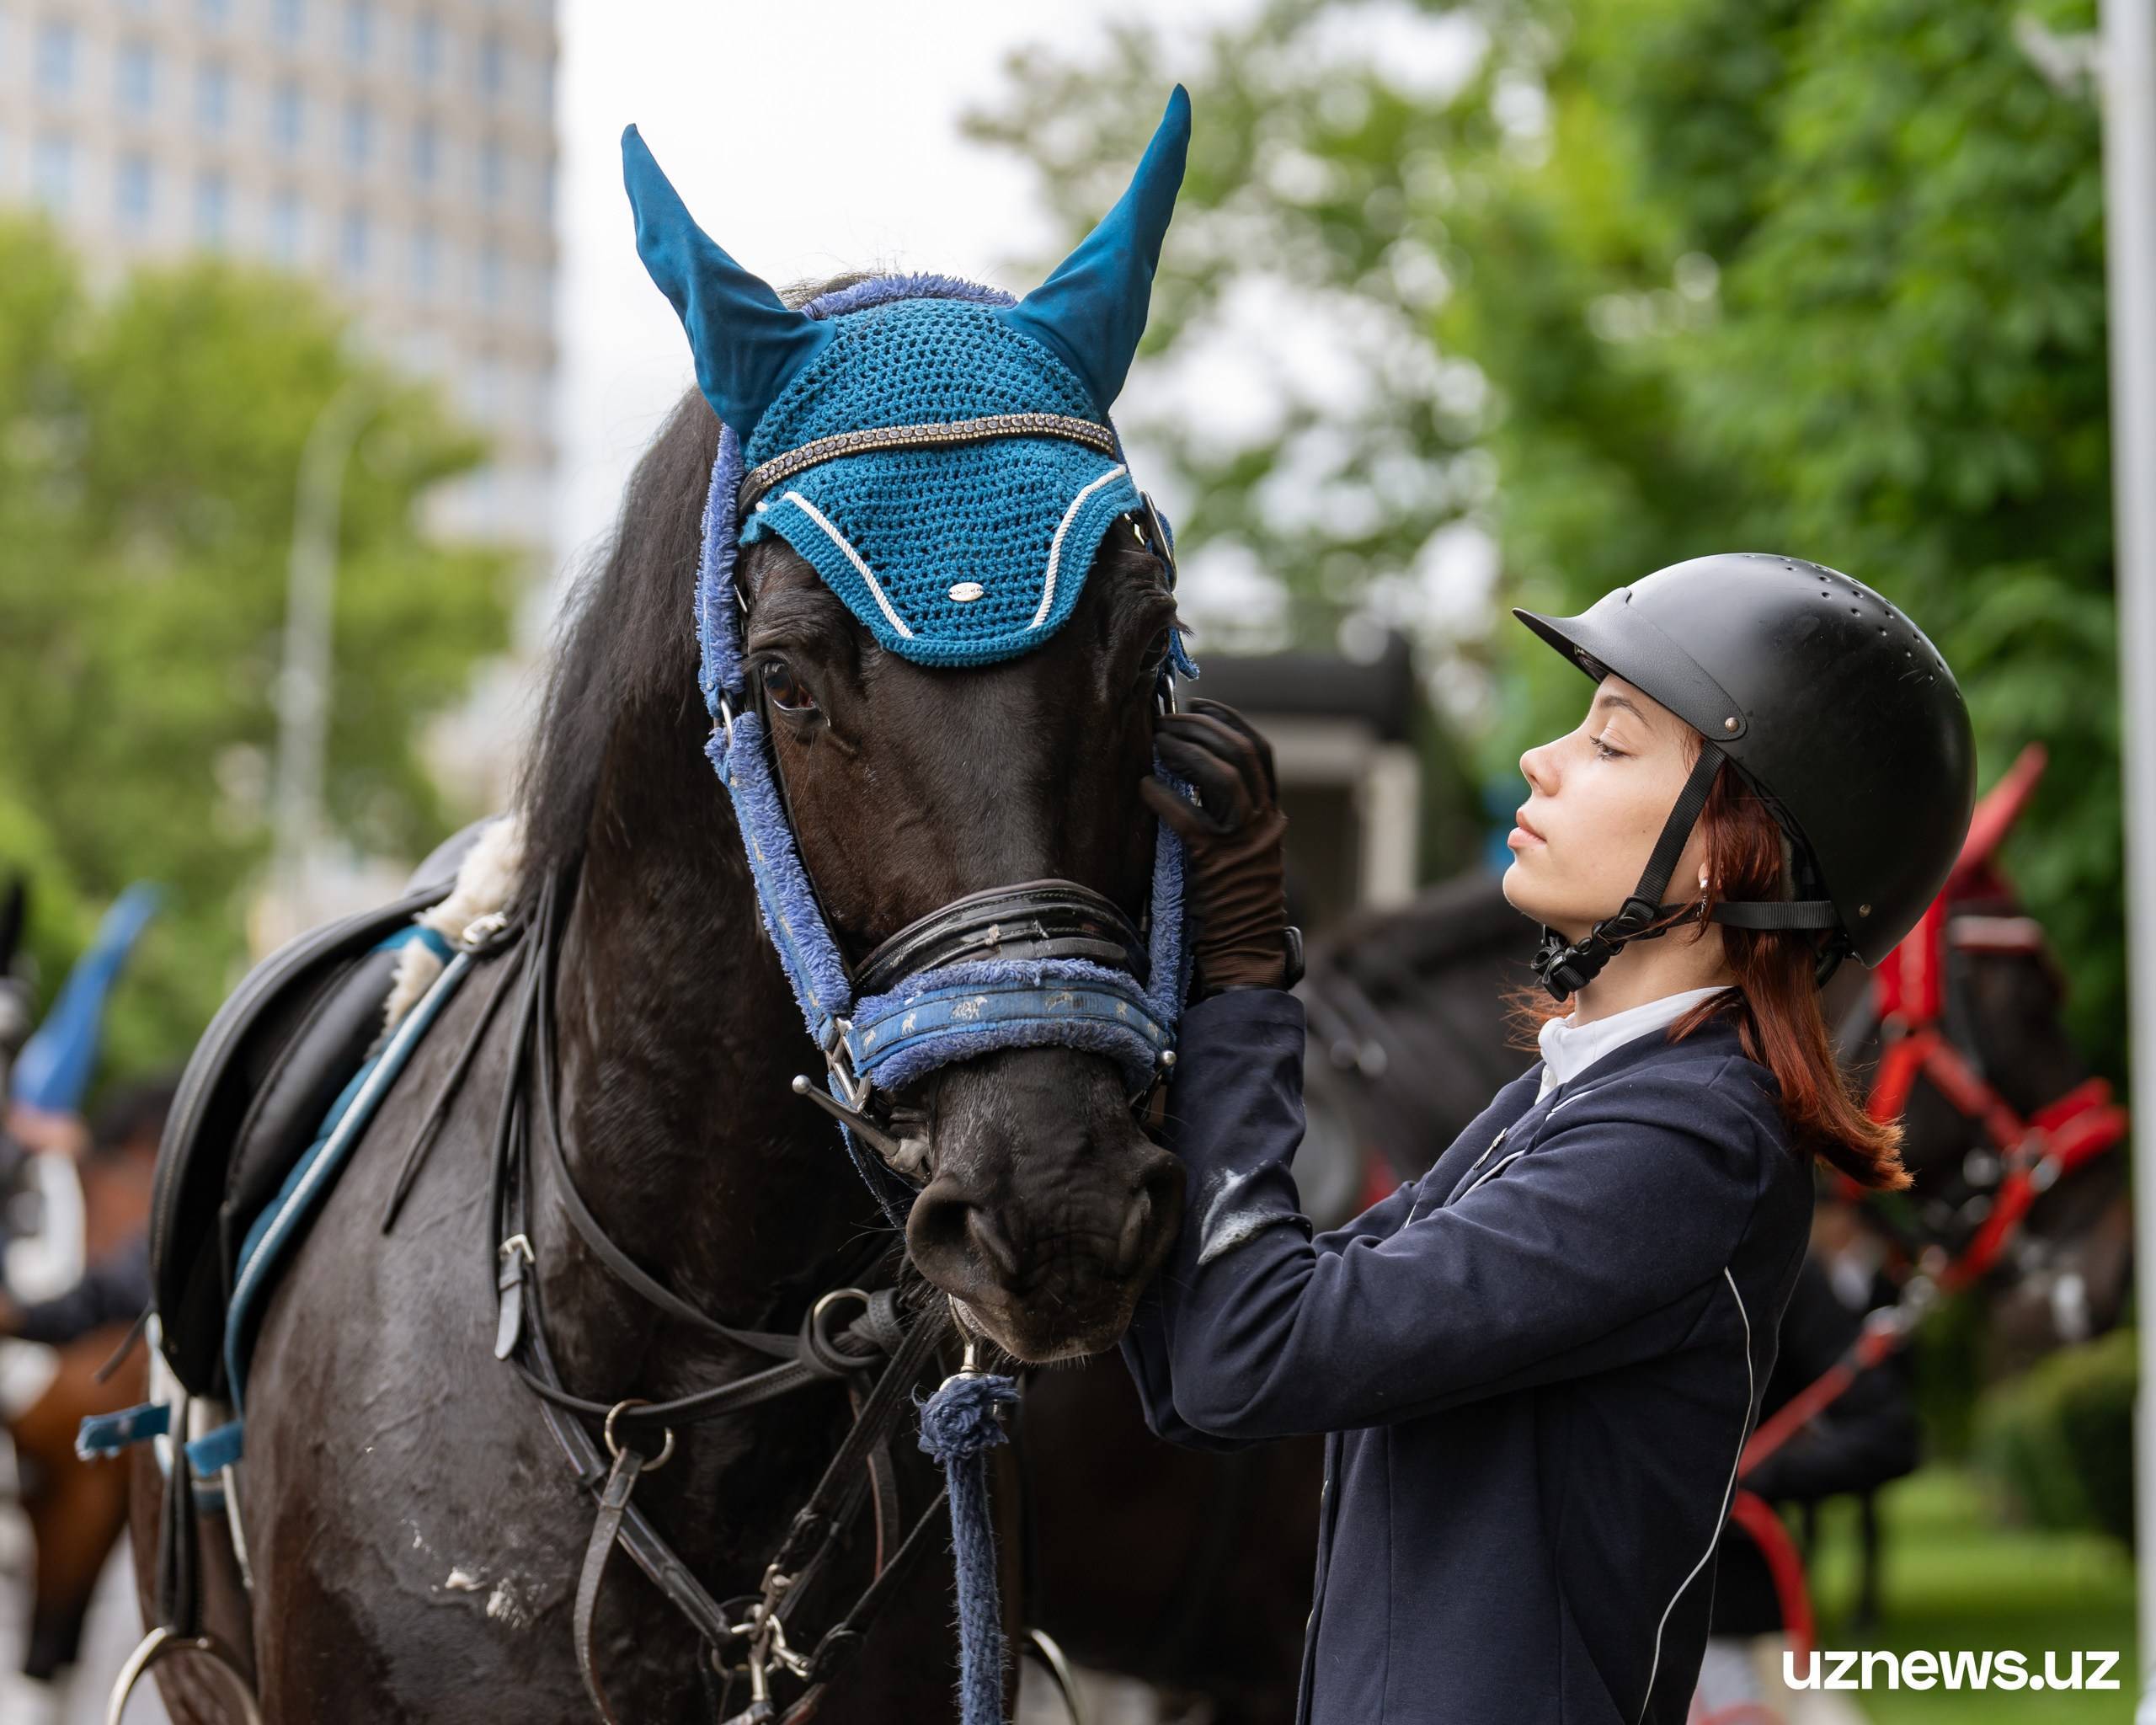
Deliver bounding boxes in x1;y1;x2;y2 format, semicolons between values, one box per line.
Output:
734;492;1191;1216
452;871;971;1724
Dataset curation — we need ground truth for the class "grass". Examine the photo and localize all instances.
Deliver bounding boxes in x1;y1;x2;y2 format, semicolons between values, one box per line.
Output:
1794;1464;2137;1722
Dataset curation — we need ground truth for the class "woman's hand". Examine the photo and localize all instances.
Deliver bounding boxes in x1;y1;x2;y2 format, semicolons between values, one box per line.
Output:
1141;698;1296;995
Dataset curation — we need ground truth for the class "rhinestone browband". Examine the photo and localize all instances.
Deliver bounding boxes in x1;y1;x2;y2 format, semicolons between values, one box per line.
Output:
737;413;1120;511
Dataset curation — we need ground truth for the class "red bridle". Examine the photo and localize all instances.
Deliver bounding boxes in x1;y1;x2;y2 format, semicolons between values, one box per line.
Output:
1744;742;2126;1482
1837;741;2126;1288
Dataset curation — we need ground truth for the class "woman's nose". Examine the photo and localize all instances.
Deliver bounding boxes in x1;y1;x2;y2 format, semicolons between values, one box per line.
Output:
1520;740;1556;794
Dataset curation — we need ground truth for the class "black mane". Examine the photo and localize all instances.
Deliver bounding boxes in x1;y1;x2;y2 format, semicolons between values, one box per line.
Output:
515;384;718;895
516;275;881;894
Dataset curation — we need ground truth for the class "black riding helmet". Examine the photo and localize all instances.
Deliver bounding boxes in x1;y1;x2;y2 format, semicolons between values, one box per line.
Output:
1511;552;1977;1001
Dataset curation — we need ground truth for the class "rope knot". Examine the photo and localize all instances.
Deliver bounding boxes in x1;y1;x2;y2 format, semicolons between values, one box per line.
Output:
915;1370;1019;1466
916;1367;1022;1724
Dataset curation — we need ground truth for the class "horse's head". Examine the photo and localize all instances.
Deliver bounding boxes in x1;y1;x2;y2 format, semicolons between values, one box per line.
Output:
619;92;1202;1362
737;521;1186;1360
1833;873;2132;1370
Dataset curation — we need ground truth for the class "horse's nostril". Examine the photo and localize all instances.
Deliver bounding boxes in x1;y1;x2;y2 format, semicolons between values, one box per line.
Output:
1118;1157;1182;1276
908;1184;1022;1284
1116;1189;1153;1276
966;1204;1022;1279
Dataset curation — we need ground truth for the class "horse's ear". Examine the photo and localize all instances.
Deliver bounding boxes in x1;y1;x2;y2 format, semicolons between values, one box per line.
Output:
1000;85;1191;414
0;875;24;970
622;126;834;441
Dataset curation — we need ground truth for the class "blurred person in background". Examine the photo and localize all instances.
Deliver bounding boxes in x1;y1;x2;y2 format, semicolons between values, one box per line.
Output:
0;1078;171;1348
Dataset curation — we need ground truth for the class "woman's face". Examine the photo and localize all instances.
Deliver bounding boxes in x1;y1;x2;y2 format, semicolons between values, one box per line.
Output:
1503;674;1712;942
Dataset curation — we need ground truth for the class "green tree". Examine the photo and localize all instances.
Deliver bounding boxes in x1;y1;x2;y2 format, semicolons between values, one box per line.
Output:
0;216;515;1074
979;0;2124;1072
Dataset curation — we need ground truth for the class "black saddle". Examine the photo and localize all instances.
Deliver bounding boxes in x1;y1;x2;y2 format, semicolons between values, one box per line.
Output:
150;820;498;1396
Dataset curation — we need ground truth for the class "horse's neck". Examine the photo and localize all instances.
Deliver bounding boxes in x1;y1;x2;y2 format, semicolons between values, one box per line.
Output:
537;761;880;1383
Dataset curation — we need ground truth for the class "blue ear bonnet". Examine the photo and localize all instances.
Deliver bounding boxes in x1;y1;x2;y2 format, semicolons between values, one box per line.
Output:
624;85;1190;666
739;289;1140;663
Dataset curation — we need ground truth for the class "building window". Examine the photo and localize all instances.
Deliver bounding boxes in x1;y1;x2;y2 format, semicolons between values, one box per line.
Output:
477;32;503;99
270;0;303;48
196;61;230;133
115;40;156;115
478;138;504;206
344;0;371;61
115;152;153;229
477;243;502;308
270;188;302;262
411;12;440;82
343;98;371;168
195;168;228;245
270;80;302;153
410;223;438;297
35;19;75;96
409;118;437;184
32;131;72;211
340;206;369;278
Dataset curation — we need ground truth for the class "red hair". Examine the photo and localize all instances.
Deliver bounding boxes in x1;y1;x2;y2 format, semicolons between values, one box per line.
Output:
1503;736;1910;1192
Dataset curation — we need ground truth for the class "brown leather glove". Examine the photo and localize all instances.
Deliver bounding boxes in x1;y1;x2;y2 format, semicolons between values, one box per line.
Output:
1140;698;1295;996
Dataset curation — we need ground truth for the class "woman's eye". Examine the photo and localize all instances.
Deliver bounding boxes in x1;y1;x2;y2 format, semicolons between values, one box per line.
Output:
763;659;815;713
1593;737;1623;761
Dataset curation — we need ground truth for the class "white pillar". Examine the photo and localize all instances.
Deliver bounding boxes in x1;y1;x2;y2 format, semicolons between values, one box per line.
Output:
2099;3;2156;1713
1358;743;1422;910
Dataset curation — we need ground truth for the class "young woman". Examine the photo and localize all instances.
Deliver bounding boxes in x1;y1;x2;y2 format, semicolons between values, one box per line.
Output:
1122;553;1976;1724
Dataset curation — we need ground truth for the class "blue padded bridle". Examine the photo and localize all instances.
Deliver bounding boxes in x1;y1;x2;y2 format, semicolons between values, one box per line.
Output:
692;283;1198;1226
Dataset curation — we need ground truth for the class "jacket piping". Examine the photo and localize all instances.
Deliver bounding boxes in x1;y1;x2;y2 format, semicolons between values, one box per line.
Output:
1636;1266;1752;1724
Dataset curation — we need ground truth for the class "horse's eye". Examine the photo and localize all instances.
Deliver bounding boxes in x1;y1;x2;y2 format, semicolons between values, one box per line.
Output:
762;658;816;713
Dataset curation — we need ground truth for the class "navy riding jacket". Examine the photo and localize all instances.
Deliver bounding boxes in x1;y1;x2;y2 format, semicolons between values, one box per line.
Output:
1119;987;1812;1724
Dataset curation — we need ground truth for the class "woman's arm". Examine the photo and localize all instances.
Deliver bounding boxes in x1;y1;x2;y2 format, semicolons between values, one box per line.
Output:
1119;1083;1425;1448
1155;987;1772;1440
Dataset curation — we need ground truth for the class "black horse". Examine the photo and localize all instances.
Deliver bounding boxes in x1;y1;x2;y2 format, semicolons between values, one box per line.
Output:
130;355;1196;1721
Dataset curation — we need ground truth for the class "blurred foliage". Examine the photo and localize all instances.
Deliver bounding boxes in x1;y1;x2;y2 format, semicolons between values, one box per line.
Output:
1974;1327;2136;1551
976;0;2124;1076
0;216;514;1076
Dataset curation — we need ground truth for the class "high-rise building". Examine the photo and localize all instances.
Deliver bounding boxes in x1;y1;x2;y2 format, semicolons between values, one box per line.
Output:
0;0;558;547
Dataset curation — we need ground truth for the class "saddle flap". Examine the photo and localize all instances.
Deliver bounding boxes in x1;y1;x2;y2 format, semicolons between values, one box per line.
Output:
216;939;416;1284
150;818;497;1397
150;887;446;1395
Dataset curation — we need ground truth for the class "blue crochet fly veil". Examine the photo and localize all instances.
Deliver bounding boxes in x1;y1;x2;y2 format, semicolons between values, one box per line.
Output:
624;88;1202;1226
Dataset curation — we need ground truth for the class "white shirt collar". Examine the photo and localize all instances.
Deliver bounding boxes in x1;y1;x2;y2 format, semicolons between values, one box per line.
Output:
1535;985;1734;1100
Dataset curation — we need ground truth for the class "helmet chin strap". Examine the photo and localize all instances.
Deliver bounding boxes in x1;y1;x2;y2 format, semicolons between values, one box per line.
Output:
1531;741;1854;1002
1531;744;1727;1004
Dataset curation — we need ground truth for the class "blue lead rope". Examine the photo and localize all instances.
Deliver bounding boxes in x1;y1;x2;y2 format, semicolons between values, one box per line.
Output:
917;1362;1023;1725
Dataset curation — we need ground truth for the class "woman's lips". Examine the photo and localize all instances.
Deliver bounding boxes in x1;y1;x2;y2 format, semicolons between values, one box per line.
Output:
1508;809;1547;848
